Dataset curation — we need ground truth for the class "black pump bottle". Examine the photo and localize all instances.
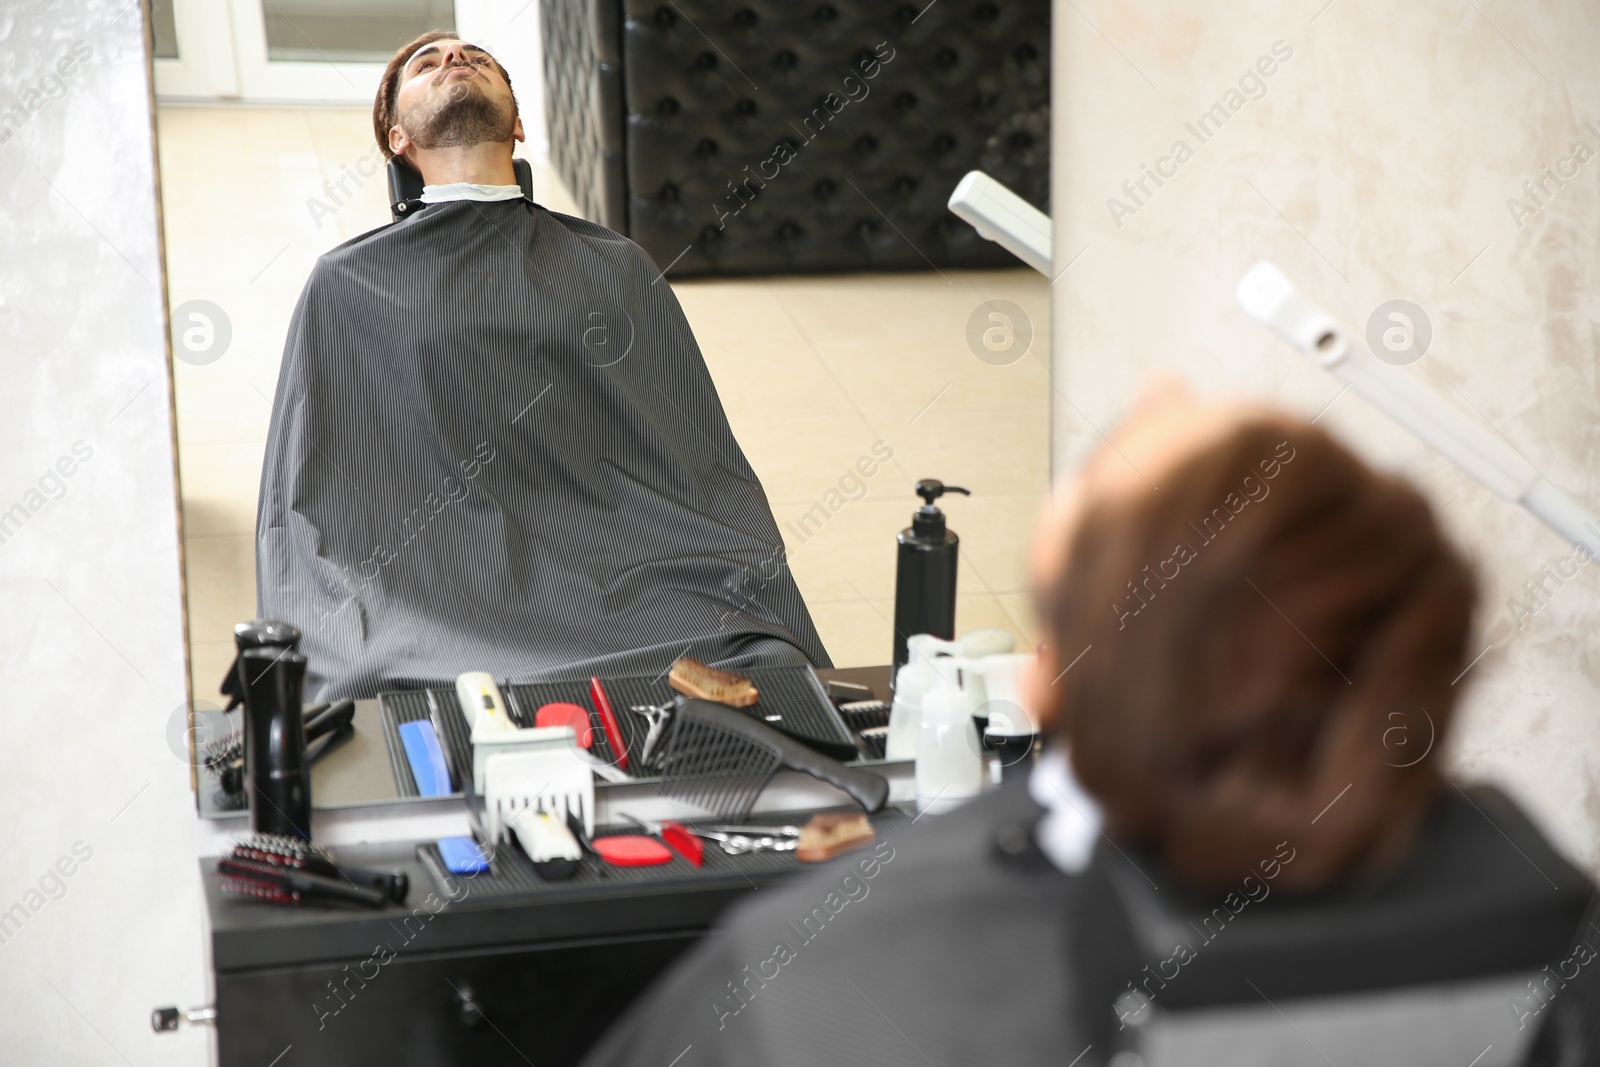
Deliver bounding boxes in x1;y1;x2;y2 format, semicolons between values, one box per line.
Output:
240;647;313;841
892;479;970;678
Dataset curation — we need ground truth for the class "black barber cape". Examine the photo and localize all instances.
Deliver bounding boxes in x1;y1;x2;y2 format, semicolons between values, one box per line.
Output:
580;783;1094;1067
257;198;829;701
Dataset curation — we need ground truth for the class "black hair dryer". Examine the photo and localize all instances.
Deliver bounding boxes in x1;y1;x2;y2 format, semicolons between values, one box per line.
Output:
240;647;313;841
892;479;970;679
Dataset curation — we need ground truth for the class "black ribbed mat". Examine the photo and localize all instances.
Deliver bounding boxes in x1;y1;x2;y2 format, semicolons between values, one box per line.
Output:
377;666;857;797
416;810;907;902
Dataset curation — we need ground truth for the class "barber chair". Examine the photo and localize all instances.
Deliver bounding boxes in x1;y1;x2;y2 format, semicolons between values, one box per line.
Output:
386;157;535;221
1071;785;1597;1067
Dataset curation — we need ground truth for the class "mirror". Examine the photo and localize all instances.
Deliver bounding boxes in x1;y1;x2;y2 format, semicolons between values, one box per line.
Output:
155;2;1050;815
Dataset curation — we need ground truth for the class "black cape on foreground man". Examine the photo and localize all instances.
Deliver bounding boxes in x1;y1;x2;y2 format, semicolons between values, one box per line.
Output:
257;197;829;701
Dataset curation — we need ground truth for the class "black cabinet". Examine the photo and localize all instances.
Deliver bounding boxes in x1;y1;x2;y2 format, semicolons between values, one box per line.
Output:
203;842;773;1067
216;932;700;1067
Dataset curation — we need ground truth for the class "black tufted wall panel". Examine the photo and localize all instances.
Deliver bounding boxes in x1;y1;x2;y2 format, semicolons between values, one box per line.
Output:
542;0;628;228
542;0;1050;278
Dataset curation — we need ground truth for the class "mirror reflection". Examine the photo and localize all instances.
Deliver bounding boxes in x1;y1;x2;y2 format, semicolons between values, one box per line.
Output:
155;2;1050;815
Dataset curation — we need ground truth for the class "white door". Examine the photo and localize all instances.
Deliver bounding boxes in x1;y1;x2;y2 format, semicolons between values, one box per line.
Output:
154;0;473;104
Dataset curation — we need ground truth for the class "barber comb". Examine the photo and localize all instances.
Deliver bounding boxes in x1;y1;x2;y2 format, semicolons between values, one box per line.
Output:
656;698;889;819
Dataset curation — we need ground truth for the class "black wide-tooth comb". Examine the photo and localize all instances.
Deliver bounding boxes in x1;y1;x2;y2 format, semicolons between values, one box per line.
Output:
657;698;890;819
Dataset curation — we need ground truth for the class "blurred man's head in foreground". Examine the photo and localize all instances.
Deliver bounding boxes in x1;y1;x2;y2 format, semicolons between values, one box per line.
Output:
1022;378;1478;892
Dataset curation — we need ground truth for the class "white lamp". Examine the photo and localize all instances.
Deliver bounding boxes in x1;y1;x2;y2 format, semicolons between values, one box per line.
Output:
947;170;1052;276
1237;261;1600;556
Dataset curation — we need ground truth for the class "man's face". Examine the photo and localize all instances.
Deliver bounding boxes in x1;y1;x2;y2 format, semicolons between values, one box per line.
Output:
388;39;522;158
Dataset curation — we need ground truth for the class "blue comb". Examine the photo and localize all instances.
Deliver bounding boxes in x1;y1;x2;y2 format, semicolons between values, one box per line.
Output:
437;836;490;874
398;719;452;797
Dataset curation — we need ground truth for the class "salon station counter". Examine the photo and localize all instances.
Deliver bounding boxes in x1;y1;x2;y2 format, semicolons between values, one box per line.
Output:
197;666;911;1066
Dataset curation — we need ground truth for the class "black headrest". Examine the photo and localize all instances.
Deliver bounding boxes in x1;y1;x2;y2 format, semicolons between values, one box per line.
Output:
1075;784;1594;1015
387;157;534;221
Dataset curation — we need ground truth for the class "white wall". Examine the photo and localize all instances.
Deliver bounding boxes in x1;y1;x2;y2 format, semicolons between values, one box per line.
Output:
1051;0;1600;875
458;0;549;165
0;1;209;1065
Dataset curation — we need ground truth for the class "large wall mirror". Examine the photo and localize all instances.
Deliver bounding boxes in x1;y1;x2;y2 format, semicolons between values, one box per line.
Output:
154;0;1051;815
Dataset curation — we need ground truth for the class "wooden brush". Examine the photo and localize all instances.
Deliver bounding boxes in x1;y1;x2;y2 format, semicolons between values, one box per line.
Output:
668;657;759;708
796;813;876;862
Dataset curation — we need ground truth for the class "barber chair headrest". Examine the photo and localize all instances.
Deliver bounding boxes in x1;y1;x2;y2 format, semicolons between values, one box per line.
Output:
387;157;534;221
1071;785;1596;1067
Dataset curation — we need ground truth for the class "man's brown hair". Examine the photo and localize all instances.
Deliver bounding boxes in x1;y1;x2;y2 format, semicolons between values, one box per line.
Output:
373;30;517;163
1041;417;1477;891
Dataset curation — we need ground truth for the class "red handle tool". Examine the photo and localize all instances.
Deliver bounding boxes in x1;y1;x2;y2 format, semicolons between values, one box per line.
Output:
589;677;629;772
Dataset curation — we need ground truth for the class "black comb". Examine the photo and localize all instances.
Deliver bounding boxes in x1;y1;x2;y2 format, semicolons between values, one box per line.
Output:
657;697;890;819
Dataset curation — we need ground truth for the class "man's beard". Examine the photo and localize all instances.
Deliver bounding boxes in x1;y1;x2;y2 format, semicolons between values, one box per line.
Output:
400;78;515;150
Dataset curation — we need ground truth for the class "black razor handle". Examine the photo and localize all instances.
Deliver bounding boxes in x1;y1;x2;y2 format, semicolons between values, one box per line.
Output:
282;868;387;908
338;865;409;904
241;647;312;841
681;699;891;813
304;699;354;741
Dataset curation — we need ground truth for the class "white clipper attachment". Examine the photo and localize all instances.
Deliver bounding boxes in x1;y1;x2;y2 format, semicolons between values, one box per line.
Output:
483;747;595;844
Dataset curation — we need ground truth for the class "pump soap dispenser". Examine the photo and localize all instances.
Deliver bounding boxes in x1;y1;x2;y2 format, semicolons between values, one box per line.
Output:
892;479;970;678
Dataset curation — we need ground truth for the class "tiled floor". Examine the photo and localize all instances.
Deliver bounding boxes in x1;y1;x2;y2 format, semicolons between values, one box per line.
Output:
157;106;1050;699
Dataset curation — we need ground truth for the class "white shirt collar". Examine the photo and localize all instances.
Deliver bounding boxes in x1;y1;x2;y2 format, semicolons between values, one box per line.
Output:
1028;745;1104;874
419;182;525;204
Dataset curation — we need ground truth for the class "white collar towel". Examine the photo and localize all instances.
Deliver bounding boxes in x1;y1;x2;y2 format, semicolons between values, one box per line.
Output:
1027;745;1104;874
419;181;525;204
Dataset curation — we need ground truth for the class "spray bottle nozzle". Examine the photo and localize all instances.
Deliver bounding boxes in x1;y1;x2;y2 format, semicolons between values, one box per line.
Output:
915;479;970;506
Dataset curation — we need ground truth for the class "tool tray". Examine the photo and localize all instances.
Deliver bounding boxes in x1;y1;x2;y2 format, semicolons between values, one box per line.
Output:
416;809;907;903
377;665;858;797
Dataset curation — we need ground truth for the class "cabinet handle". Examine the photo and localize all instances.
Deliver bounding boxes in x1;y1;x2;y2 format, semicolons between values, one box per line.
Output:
151;1005;216;1032
454;982;486;1028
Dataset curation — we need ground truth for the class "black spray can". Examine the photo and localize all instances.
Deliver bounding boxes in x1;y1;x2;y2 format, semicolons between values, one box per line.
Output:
241;647;313;841
892;479;970;679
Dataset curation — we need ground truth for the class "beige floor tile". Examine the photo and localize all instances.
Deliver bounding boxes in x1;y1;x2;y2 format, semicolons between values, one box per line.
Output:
679;284;854;420
184;533;257;642
807;598;898;669
953;492;1046;595
188;639;238;712
176;440;264;537
887;405;1050;497
173;378;275;445
813;332;1051;425
994;593;1041;649
771;272;976;346
731;412;888;505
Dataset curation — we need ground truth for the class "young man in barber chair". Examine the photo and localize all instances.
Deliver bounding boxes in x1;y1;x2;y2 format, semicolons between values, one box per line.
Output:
256;33;827;701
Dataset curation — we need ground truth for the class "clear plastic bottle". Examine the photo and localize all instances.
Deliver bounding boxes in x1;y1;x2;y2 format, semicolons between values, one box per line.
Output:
915;680;983;814
887;660;931;762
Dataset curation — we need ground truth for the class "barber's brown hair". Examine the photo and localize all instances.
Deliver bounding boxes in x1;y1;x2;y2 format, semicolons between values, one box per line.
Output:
373;30;517;162
1040;417;1477;891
